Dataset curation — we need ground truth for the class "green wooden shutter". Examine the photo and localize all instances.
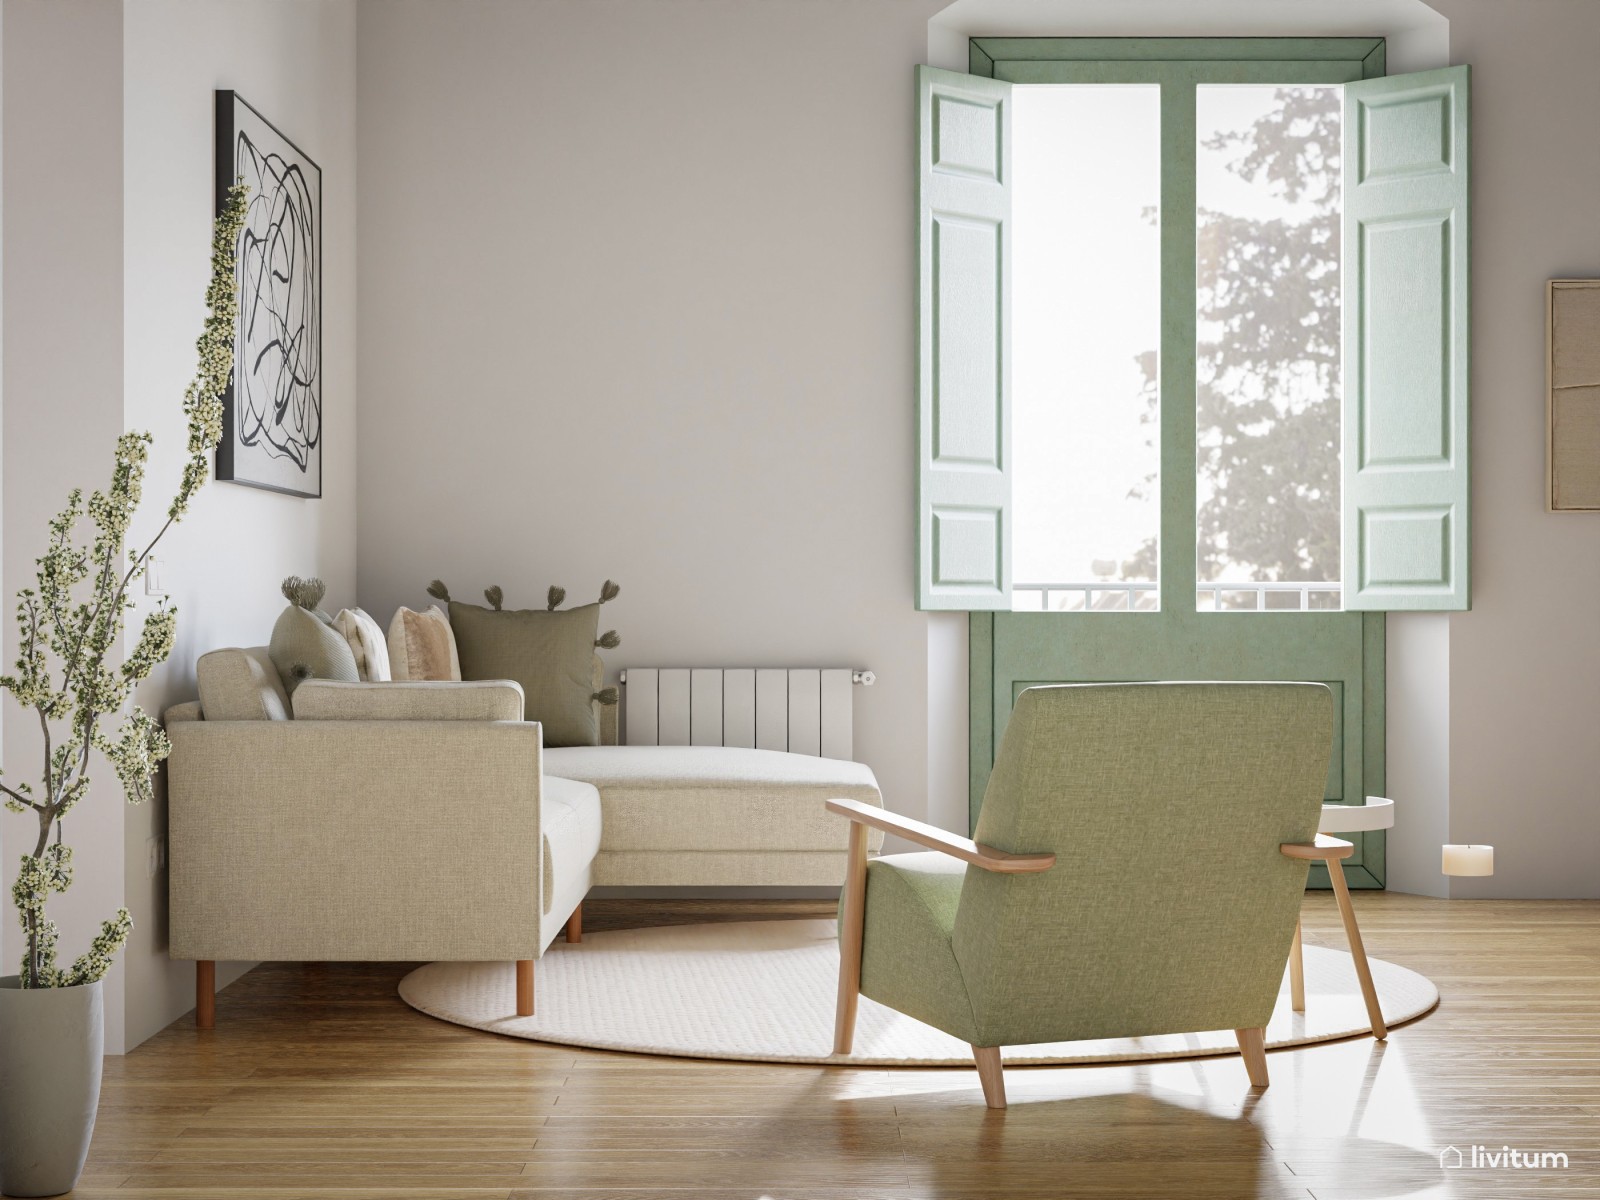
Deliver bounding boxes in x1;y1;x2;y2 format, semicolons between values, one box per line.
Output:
1342;66;1471;611
917;66;1012;611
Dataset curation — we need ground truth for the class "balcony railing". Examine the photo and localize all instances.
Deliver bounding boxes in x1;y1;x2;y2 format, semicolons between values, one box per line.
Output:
1012;582;1342;612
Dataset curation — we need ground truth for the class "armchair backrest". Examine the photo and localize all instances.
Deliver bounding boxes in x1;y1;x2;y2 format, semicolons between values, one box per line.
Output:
952;682;1332;1047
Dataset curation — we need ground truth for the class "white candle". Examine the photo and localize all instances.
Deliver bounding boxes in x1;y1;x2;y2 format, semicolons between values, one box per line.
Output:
1442;844;1494;876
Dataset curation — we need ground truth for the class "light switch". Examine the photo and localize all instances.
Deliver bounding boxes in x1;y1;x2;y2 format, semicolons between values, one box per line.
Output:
145;556;168;599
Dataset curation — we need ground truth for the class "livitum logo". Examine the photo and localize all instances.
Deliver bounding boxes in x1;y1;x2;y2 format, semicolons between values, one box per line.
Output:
1439;1145;1571;1170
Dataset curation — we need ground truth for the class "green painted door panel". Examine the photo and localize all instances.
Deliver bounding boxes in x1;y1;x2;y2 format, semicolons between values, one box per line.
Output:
916;66;1013;611
1342;66;1471;611
973;611;1387;889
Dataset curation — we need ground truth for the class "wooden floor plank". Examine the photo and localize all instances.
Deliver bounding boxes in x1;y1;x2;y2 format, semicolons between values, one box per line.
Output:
47;894;1600;1199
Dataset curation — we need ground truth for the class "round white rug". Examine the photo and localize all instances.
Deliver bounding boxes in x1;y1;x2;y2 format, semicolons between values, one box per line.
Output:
398;919;1438;1066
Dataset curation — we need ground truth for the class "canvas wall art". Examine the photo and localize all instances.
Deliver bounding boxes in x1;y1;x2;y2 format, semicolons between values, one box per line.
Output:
1548;280;1600;511
215;90;323;497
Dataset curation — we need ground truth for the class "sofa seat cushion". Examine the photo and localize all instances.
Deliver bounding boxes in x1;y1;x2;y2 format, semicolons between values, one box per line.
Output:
542;775;602;917
542;746;883;853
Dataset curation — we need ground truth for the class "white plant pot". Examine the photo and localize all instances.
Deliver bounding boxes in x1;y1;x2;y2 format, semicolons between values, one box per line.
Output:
0;975;103;1197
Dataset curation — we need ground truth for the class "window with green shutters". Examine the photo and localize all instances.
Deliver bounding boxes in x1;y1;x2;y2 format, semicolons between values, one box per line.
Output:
915;43;1470;616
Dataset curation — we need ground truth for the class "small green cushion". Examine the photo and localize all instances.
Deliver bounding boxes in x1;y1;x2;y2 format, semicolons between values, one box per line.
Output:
448;600;600;747
268;605;358;696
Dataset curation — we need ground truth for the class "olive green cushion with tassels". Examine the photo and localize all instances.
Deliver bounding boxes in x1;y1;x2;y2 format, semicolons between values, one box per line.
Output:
430;579;620;748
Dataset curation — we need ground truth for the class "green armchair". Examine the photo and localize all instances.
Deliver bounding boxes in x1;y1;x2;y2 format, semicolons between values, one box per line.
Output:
830;681;1338;1108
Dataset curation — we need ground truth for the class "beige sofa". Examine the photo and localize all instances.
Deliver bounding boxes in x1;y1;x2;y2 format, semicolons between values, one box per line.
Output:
166;647;883;1025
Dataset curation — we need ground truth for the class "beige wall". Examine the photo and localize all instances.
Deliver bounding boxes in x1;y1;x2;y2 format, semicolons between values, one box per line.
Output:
121;0;358;1045
1427;0;1600;898
358;0;1600;900
0;0;355;1052
2;0;129;1049
357;0;948;837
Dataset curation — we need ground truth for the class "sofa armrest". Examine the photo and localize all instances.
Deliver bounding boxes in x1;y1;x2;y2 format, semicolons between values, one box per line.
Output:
168;719;543;963
163;700;204;724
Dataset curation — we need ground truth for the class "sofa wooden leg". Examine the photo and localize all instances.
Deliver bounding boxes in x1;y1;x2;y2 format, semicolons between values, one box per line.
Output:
515;959;535;1017
196;960;215;1030
972;1045;1007;1109
566;903;583;944
1235;1027;1269;1089
833;822;869;1056
1289;915;1306;1013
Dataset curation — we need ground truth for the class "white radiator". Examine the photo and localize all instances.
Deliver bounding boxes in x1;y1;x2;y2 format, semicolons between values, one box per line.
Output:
618;668;873;760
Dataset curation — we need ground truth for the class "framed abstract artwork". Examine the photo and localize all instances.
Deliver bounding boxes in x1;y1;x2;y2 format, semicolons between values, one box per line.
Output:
1548;280;1600;511
215;90;323;498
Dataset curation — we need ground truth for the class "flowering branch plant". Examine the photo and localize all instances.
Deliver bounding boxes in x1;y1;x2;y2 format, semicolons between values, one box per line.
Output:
2;183;247;988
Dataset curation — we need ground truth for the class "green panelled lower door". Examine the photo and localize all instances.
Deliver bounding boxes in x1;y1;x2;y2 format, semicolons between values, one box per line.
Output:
972;611;1386;889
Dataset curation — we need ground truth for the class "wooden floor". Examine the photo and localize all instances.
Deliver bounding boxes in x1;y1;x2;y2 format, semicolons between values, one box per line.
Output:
52;894;1600;1199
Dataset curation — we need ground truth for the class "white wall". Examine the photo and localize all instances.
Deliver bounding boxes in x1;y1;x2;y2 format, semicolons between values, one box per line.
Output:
121;0;358;1046
357;0;949;840
2;0;128;1049
1387;614;1450;896
1426;0;1600;898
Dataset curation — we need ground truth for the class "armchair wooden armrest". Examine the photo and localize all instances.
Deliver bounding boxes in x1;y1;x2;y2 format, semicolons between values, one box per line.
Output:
1280;833;1355;861
825;798;1056;874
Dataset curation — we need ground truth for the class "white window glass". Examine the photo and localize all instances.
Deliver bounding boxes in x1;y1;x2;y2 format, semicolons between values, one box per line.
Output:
1195;85;1342;612
1012;86;1161;613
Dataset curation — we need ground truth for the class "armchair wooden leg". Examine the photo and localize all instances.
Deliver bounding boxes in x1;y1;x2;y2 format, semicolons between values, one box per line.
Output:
515;959;535;1017
565;903;583;944
1235;1027;1269;1089
1289;914;1306;1013
972;1045;1007;1109
1327;858;1387;1040
196;960;215;1030
833;821;869;1056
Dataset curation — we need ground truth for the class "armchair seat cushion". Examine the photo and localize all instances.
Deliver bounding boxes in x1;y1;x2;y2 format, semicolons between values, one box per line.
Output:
856;852;976;1044
541;746;883;853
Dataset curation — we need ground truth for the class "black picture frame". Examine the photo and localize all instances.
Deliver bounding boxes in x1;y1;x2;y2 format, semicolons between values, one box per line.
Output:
214;89;324;499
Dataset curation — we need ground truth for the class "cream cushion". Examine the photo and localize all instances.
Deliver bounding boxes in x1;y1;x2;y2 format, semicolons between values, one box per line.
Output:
542;746;884;853
196;646;290;720
542;776;603;921
333;608;392;682
387;605;462;681
293;680;525;722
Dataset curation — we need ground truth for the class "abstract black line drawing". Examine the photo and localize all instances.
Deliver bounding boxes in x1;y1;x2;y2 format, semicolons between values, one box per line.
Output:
215;90;323;498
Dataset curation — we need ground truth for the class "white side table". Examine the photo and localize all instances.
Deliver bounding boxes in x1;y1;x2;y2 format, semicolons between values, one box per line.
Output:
1291;796;1395;1039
